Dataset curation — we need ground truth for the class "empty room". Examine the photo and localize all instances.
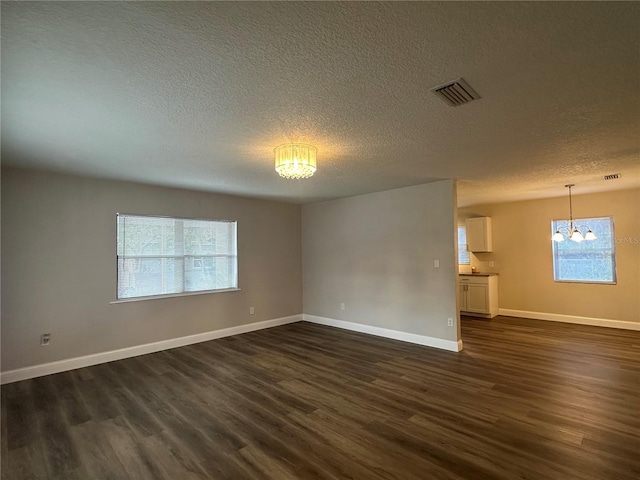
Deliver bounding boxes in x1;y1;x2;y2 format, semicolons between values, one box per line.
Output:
1;2;638;479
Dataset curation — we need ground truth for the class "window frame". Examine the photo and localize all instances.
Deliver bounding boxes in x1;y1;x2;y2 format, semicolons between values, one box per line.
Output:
115;213;239;302
551;215;617;285
458;225;470;265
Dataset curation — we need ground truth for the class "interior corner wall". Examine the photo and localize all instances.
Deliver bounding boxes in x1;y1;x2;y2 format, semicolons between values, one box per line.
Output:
1;167;302;372
458;188;640;325
301;180;460;344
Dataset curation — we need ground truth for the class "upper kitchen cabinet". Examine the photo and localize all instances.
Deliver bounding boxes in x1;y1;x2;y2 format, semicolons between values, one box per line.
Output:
465;217;493;252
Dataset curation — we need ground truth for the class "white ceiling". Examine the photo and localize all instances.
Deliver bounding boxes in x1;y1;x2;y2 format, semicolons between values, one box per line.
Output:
2;1;639;206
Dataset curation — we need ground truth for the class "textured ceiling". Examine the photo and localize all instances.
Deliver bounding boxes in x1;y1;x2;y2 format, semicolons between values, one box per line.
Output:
2;1;639;206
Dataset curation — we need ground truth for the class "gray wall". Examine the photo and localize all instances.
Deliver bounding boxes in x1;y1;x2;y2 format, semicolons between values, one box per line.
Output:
302;180;460;342
1;167;302;371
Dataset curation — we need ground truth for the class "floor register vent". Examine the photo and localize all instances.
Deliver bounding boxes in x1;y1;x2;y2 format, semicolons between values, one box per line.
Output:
431;78;480;107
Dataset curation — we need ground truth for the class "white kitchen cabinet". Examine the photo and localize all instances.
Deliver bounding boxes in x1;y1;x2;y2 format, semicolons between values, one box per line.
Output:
459;274;498;318
465;217;492;252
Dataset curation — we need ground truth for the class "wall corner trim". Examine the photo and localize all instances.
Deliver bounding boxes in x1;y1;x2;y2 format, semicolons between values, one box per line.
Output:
0;314;303;385
302;314;462;352
498;309;640;331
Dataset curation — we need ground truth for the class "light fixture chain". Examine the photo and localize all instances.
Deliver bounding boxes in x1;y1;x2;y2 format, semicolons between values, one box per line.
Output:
565;184;574;230
554;184;595;243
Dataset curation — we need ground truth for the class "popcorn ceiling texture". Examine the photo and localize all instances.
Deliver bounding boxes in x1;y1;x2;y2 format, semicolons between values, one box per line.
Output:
2;1;638;206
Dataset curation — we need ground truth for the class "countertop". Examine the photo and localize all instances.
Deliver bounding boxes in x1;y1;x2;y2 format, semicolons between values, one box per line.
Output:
459;272;498;277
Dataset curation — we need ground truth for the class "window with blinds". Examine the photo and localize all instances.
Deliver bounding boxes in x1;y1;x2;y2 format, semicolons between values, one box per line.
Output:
551;216;616;284
116;214;238;300
458;225;470;265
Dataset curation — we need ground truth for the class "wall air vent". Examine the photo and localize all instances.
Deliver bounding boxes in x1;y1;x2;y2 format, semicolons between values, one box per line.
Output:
431;78;480;107
603;173;620;180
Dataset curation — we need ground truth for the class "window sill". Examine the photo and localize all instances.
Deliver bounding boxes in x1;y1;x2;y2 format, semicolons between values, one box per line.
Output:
553;280;616;285
110;288;241;304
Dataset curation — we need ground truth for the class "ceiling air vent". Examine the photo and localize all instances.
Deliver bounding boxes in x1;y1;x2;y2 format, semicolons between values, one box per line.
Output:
431;78;480;107
603;173;620;180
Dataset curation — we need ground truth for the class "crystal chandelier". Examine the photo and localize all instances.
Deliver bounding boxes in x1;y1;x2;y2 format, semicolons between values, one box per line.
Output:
274;143;317;179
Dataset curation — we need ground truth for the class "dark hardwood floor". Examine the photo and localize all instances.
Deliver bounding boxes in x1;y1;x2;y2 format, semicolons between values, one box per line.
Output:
2;316;639;479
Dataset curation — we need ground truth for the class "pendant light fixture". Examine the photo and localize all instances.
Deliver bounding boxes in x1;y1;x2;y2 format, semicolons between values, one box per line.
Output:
274;143;317;179
552;184;596;242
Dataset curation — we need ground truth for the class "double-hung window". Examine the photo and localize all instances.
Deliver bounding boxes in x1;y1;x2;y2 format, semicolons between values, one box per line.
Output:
551;216;616;284
458;225;470;265
117;214;238;300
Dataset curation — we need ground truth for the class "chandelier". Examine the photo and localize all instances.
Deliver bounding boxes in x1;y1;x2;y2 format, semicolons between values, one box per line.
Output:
274;143;317;179
552;184;596;242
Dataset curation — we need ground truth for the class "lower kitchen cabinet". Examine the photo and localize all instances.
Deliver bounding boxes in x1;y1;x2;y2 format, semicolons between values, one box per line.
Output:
459;274;499;318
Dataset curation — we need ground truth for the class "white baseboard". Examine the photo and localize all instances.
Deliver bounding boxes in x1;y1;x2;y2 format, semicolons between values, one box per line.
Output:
1;312;466;384
498;309;640;331
0;314;302;385
303;314;463;352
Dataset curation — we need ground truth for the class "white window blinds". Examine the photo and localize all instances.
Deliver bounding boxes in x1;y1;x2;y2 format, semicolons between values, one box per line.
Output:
551;216;616;284
117;214;238;299
458;226;470;265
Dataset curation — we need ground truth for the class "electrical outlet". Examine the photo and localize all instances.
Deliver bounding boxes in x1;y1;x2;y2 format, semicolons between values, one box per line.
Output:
489;261;495;268
40;333;51;346
249;307;255;315
340;303;346;311
434;259;440;268
447;318;454;327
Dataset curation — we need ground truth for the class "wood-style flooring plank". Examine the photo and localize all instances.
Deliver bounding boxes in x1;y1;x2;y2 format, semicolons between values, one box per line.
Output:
2;316;639;479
